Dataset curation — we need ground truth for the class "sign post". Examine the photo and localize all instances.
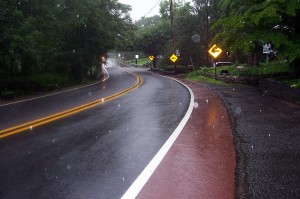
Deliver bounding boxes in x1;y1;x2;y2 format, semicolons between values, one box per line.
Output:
169;54;178;74
135;54;139;65
208;44;223;79
170;54;178;63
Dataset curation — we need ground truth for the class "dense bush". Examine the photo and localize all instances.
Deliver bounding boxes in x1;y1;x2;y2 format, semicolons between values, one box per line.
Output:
0;0;134;96
1;73;69;95
191;61;293;77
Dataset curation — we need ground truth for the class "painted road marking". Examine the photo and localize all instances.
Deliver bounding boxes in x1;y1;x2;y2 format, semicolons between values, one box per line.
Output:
0;68;109;107
0;68;143;139
121;74;195;199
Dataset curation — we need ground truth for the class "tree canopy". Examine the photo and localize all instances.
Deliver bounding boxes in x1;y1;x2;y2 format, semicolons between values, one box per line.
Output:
0;0;134;93
1;0;300;95
212;0;300;66
134;0;300;68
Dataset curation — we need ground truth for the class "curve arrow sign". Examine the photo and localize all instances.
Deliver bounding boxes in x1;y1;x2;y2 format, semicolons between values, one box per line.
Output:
208;44;223;58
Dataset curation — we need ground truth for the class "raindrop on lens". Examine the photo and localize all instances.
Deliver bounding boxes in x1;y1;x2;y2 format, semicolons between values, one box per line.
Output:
193;102;199;108
235;107;242;114
191;34;200;43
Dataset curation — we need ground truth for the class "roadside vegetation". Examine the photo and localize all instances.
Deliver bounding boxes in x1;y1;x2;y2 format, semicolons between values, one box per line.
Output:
0;0;135;100
187;73;229;85
187;61;300;88
126;58;150;65
1;0;300;99
189;61;292;77
131;0;299;89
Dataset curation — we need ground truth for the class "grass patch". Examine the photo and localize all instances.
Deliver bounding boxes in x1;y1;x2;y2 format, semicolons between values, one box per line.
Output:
194;61;292;77
0;91;15;100
187;73;229;85
138;59;150;65
281;79;300;88
127;58;150;65
188;61;297;86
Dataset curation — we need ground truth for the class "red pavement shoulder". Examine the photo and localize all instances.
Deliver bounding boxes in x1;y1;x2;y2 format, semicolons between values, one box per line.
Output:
137;79;236;199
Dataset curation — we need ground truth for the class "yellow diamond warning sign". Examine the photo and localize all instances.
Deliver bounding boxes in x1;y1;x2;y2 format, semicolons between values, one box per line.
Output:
149;55;155;61
208;44;223;59
170;54;178;63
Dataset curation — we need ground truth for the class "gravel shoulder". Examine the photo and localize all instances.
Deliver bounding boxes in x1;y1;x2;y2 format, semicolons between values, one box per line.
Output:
202;82;300;198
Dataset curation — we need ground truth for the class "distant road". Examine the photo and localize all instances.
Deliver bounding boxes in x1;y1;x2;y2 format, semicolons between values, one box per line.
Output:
0;59;190;198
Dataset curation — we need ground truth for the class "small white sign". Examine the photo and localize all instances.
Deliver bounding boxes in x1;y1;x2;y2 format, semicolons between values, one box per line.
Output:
263;43;272;54
176;49;180;56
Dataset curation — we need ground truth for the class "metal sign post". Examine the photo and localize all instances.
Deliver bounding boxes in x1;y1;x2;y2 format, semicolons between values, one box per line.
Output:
208;44;223;79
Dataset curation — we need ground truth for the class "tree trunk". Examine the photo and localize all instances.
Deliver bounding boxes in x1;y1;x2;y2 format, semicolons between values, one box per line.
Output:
247;51;260;66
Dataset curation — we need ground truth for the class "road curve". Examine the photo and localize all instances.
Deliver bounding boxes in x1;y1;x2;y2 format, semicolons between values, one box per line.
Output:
0;60;191;198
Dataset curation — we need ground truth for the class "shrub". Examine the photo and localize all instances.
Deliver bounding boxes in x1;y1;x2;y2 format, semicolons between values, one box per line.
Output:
12;73;69;93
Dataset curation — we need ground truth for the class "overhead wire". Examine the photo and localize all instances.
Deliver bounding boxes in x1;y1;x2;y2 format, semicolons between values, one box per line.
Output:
142;0;162;18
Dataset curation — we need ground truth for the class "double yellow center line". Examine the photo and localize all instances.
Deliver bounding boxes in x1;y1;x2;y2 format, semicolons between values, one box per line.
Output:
0;70;143;139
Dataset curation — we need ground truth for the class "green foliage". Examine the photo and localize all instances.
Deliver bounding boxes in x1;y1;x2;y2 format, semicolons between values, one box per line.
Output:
190;61;292;77
12;73;69;93
135;18;171;56
212;0;300;65
281;79;300;88
0;0;134;93
187;73;228;85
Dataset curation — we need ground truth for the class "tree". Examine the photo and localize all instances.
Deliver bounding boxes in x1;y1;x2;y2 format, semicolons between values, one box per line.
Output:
0;0;135;93
135;15;171;56
191;0;221;65
212;0;300;67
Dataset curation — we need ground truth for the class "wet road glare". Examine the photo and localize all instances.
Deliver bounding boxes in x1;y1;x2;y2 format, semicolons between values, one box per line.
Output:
0;60;190;198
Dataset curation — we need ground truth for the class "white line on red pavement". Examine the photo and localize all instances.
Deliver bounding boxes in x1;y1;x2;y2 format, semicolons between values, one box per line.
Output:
121;75;195;199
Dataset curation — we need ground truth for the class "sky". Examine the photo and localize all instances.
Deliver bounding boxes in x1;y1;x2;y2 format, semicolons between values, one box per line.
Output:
118;0;191;22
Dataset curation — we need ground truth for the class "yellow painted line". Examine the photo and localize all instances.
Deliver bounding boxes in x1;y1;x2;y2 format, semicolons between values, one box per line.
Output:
0;69;143;139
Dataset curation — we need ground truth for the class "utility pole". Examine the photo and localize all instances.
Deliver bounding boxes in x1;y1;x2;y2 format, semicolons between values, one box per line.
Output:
170;0;177;73
170;0;175;53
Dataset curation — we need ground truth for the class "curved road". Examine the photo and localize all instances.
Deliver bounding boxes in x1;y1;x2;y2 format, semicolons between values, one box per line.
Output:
0;59;191;198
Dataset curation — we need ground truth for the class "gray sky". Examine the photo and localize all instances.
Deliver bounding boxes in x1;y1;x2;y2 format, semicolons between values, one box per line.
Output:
118;0;192;22
118;0;161;21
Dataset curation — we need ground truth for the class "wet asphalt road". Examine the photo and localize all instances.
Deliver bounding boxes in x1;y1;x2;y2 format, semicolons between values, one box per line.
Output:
0;61;190;198
204;83;300;199
0;66;136;130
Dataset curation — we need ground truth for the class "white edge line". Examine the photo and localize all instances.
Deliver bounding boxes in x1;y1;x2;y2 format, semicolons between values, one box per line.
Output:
0;67;109;107
121;73;195;199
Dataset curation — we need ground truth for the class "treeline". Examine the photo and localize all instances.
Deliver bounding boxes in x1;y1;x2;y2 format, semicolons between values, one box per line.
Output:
0;0;134;96
135;0;300;69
